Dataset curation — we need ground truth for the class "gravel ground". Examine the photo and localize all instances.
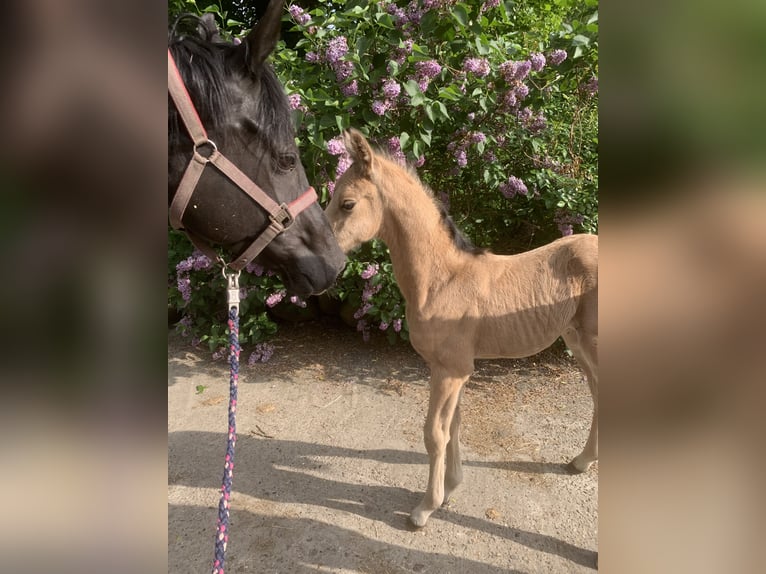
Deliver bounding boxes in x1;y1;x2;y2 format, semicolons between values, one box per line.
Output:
168;321;598;573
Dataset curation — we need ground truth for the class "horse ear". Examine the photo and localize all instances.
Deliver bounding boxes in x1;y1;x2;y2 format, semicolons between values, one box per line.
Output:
245;0;284;71
343;129;374;177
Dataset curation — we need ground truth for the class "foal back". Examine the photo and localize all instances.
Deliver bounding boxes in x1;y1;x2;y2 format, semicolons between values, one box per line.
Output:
411;234;598;362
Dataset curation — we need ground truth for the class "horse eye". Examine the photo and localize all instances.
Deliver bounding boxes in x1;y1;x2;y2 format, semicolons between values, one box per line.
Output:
277;153;297;172
342;199;356;212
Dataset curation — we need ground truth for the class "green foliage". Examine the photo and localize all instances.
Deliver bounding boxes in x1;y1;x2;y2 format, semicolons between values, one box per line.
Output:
168;0;598;350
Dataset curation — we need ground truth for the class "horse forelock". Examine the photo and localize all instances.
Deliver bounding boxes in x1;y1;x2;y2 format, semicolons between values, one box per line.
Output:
168;16;294;153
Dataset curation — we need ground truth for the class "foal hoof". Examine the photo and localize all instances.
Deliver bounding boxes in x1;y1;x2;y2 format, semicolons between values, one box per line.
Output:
408;509;430;529
567;457;594;474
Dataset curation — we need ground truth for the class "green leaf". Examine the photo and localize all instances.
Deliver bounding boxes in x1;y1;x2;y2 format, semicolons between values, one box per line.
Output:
403;79;420;97
399;131;410;150
572;35;590;47
425;104;435;122
451;4;469;27
196;385;207;394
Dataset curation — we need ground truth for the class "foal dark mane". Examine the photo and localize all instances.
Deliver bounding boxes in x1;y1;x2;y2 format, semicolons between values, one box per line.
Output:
168;15;294;153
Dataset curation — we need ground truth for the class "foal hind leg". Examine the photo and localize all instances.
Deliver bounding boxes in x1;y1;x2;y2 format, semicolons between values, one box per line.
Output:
410;368;469;528
562;327;598;473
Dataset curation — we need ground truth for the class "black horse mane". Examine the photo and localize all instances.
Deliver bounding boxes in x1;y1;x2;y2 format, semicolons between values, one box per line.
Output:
168;15;294;153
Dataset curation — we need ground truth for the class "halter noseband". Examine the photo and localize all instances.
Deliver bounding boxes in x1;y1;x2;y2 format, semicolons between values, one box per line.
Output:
168;49;317;271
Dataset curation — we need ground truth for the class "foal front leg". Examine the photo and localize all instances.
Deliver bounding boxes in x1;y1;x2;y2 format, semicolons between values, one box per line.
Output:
410;372;467;528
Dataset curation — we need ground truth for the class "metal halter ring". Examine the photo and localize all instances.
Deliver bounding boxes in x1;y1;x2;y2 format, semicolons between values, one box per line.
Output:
193;139;218;162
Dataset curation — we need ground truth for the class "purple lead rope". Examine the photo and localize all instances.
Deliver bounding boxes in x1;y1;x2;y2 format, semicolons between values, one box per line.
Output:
212;273;241;574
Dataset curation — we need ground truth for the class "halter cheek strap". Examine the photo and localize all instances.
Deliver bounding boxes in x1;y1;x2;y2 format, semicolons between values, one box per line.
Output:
168;49;317;271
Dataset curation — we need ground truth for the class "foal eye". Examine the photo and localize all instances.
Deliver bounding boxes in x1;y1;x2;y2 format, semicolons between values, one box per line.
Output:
276;153;297;172
342;199;356;212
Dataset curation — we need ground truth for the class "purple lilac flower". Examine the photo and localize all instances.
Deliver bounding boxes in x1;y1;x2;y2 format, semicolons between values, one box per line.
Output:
480;0;501;12
326;180;336;197
501;90;517;109
362;282;382;302
554;210;584;236
470;131;486;144
387;3;407;26
393;318;403;332
341;80;359;97
360;263;379;280
288;4;311;26
336;154;352;178
499;176;528;198
372;100;389;116
386;136;406;164
327;136;345;156
265;290;286;308
212;347;226;361
393;40;414;65
381;79;401;99
515;60;532;80
287;93;307;112
515;84;529;100
379;321;389;331
415;155;426;168
406;3;423;25
305;51;321;63
527;112;547;133
499;60;529;82
415;60;442;79
529;52;546;72
333;60;354;83
176;258;193;273
455;149;468;168
549;49;567;66
354;304;372;320
517;107;533;123
580;76;598;97
463;57;490;77
245;261;265;276
177;277;192;303
326;36;348;63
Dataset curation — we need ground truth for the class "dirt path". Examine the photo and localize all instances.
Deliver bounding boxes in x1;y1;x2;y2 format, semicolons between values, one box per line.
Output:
168;321;598;573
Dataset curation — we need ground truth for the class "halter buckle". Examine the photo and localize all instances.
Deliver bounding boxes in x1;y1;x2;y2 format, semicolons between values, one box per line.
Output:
270;203;294;230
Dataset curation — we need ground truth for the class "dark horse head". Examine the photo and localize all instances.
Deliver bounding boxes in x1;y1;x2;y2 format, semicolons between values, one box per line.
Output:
168;1;345;297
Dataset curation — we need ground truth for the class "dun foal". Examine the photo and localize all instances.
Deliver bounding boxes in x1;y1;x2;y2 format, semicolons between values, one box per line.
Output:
325;129;598;527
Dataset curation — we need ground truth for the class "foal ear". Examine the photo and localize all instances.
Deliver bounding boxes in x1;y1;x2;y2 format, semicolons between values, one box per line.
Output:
343;129;374;177
245;0;284;71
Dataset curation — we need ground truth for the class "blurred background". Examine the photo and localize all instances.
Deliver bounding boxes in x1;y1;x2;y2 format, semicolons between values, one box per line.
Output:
0;0;764;572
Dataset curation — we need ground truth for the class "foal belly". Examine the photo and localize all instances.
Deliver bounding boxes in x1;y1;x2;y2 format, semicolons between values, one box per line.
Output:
472;319;563;359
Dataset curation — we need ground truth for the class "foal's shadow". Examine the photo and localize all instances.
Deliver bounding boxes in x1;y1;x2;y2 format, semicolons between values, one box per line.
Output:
465;459;574;475
169;431;597;569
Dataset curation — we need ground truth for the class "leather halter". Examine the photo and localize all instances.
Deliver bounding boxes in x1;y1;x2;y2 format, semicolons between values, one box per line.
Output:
168;49;318;271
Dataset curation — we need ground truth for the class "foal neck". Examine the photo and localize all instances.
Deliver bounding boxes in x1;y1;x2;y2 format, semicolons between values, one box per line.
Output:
374;156;466;307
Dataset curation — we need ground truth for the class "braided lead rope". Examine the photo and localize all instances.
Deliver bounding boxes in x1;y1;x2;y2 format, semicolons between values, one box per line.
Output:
212;272;241;574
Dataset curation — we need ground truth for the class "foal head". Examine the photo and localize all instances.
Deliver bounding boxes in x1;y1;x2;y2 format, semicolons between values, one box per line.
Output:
325;129;386;252
168;2;345;296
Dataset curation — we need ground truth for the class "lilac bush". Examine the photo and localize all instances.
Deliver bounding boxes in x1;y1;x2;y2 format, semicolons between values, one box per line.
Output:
169;0;598;346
